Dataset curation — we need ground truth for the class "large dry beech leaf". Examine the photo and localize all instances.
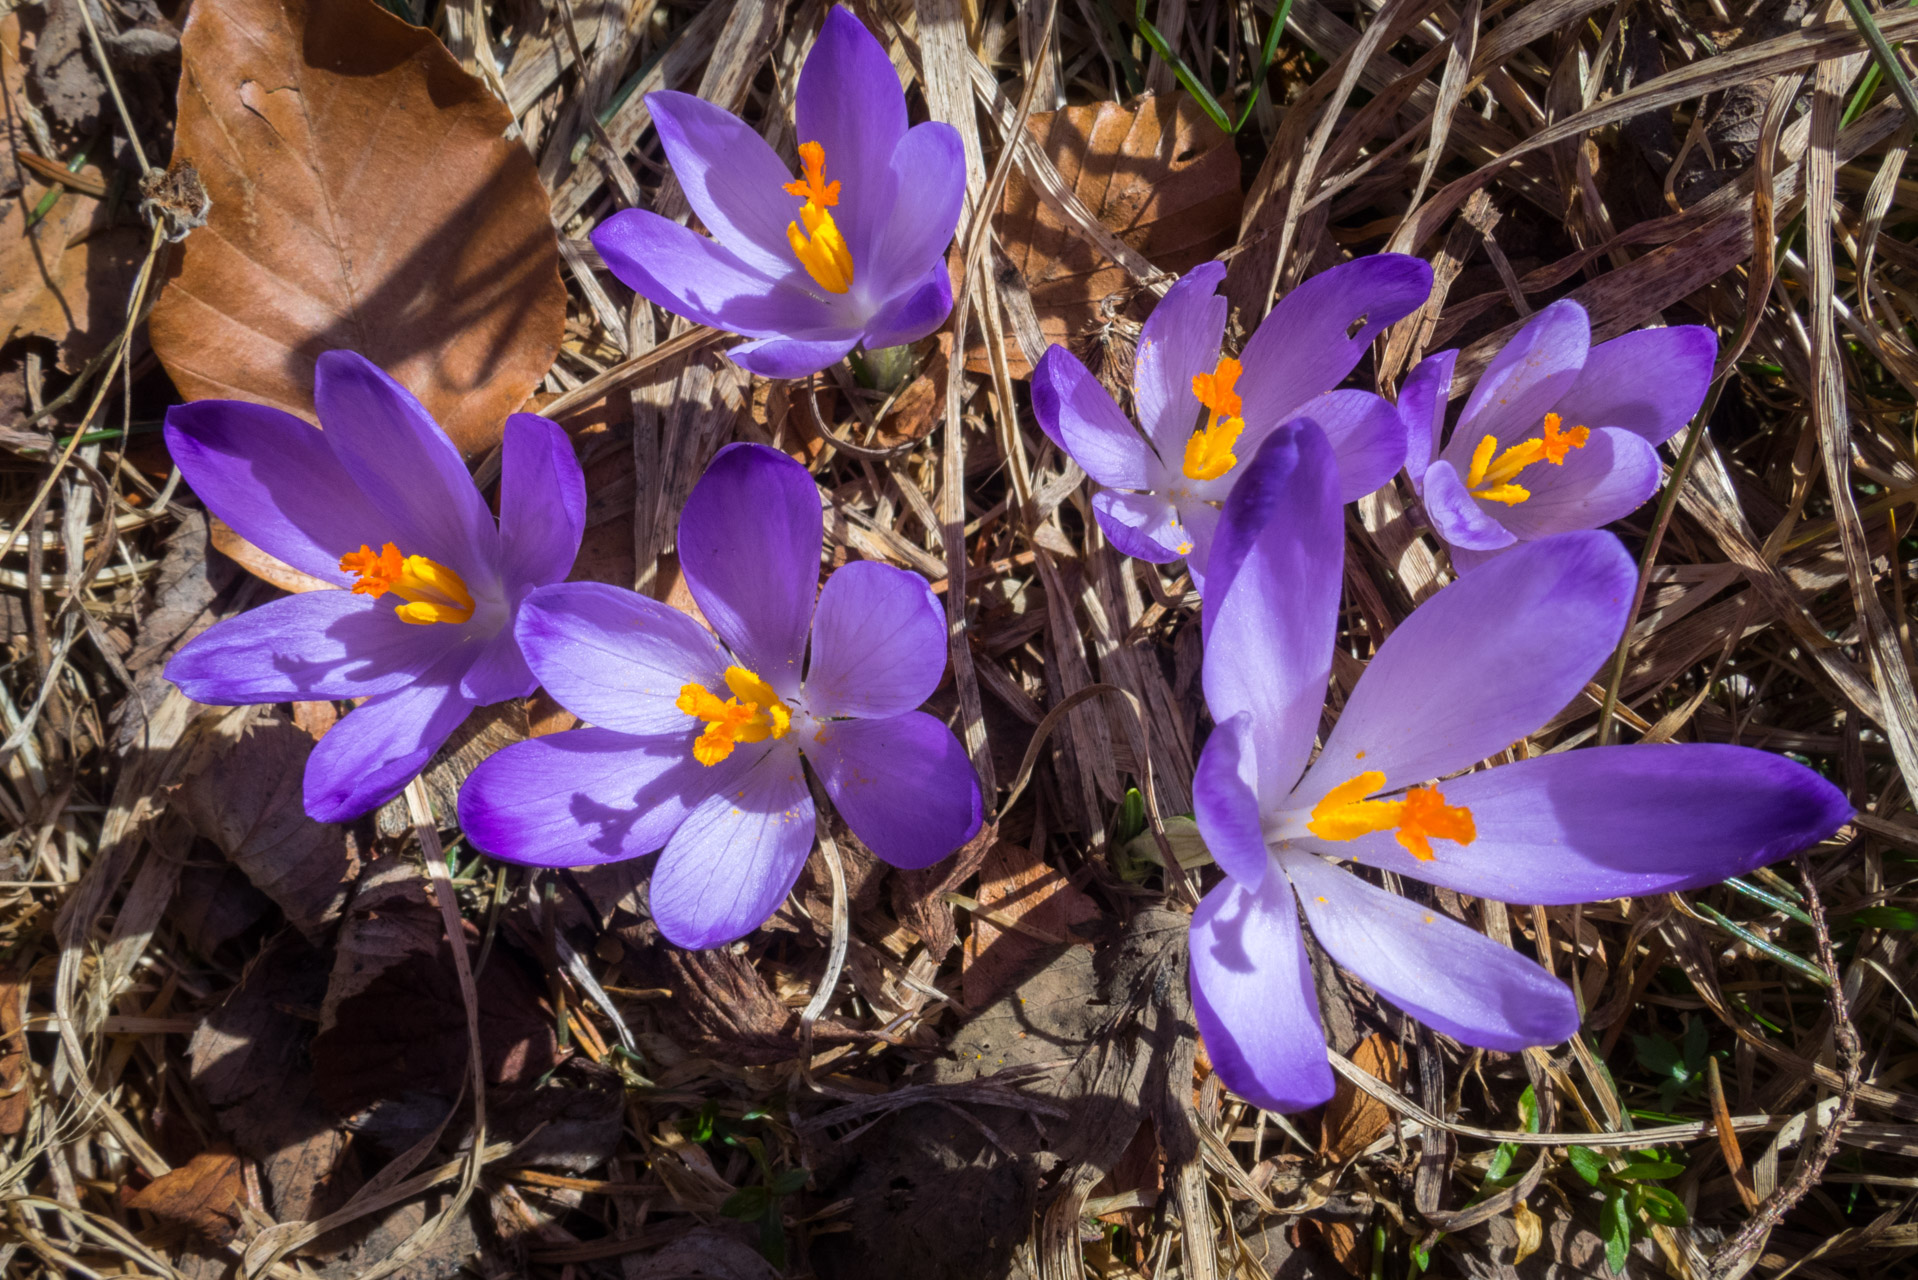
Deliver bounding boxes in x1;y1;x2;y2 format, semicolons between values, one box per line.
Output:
148;0;565;454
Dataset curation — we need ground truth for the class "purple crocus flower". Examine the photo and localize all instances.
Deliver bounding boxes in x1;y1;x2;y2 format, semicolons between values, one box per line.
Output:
457;442;983;949
590;6;963;380
1030;255;1431;586
1403;298;1716;571
164;352;586;822
1190;421;1848;1111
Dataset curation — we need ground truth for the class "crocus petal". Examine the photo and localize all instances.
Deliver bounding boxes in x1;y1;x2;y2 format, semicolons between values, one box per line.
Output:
1340;744;1851;904
677;443;822;695
648;89;809;280
592;209;833;338
516;582;730;737
165;589;440;703
649;743;814;948
1491;427;1661;542
1032;344;1154;489
1192;713;1275;886
1132;261;1227;450
1554;324;1716;446
310;352;499;573
862;122;964;302
728;333;862;379
498;413;585;594
302;673;473;822
1298;391;1407;502
1238;255;1432;427
164;401;395;585
1175;501;1223;588
804;560;945;719
1285;853;1580;1050
1400;348;1458;482
457;626;536;705
1308;531;1634;793
1093;490;1187;563
1421;460;1519;552
807;711;981;869
459;728;749;868
1202;423;1343;809
1446;301;1589;465
796;6;909;270
1189;869;1335;1113
859;263;952;350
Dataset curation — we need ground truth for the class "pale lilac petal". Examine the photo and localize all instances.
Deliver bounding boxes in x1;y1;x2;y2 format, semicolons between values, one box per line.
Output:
1133;261;1227;450
1307;531;1634;793
1492;427;1661;541
862;123;964;301
1174;500;1223;587
1554;325;1716;445
796;6;909;269
859;263;952;349
459;729;749;868
1202;423;1343;809
165;589;439;703
592;209;833;338
457;626;536;705
677;443;821;695
1093;490;1187;563
1285;852;1579;1050
649;743;814;948
804;560;945;719
498;413;585;594
1421;460;1518;552
1446;301;1589;465
1238;255;1432;427
1300;390;1407;502
310;352;499;574
649;89;806;279
1341;744;1851;903
1449;544;1502;574
1032;345;1154;489
1192;713;1274;886
164;401;393;585
728;333;861;379
303;672;473;822
807;711;981;869
1400;348;1457;481
516;582;730;737
1189;869;1334;1113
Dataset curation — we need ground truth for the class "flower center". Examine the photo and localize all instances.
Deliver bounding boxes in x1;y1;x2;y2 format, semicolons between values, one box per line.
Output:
1465;413;1591;505
339;542;475;626
1183;356;1245;482
783;141;853;295
676;665;793;766
1305;770;1476;862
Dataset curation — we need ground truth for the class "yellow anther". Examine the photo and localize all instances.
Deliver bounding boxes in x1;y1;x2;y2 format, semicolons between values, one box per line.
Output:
339;542;475;626
783;141;853;294
1305;770;1476;862
1183;356;1246;481
1464;413;1591;506
676;665;792;766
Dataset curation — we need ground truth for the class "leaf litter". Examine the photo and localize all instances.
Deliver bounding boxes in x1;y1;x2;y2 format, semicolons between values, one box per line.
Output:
1;0;1916;1277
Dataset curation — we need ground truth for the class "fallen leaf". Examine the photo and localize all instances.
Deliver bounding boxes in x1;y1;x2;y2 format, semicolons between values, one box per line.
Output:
208;516;331;595
148;0;565;455
0;966;27;1136
9;222;146;369
961;838;1101;1008
1318;1032;1403;1163
126;1146;247;1246
983;92;1243;377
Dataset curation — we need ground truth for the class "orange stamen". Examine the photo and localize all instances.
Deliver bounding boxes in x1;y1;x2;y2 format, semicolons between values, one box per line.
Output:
338;542;474;626
676;666;792;766
1305;770;1475;862
1183;356;1246;482
783;140;853;294
1464;412;1592;506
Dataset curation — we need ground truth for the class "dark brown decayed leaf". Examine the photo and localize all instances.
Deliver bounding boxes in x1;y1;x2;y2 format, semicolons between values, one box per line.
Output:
147;0;565;454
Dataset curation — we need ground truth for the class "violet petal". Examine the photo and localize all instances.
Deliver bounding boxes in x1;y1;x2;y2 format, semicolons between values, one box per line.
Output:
1031;344;1154;489
807;711;981;869
515;582;730;737
804;560;946;719
164;589;439;703
1237;255;1432;427
1555;324;1717;446
1132;261;1228;452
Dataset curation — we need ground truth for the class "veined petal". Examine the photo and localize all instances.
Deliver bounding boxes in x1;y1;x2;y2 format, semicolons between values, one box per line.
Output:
1032;344;1154;489
165;589;440;703
1491;427;1661;542
1132;261;1228;451
1446;301;1589;466
648;89;810;280
1307;531;1634;794
592;209;836;339
859;263;952;350
164;401;395;585
457;625;536;705
303;669;473;822
1202;423;1343;809
459;728;749;868
1193;714;1275;886
677;443;822;696
1285;852;1580;1050
516;582;730;737
1400;348;1458;482
804;560;945;719
1092;490;1188;563
1238;255;1432;428
498;413;585;594
1421;460;1519;552
807;711;981;869
1295;390;1407;502
310;351;499;575
1555;324;1717;446
861;123;965;302
1340;744;1851;903
728;332;862;379
1189;869;1335;1113
649;743;814;948
796;6;909;270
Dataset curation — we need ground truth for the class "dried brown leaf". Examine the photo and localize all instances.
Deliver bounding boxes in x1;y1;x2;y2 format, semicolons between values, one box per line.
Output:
0;966;26;1137
1318;1031;1402;1162
960;838;1100;1008
148;0;565;454
126;1146;247;1246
